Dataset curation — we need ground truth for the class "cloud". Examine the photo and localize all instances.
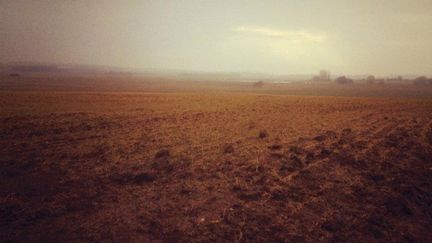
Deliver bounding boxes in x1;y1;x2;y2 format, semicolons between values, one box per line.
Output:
233;26;325;43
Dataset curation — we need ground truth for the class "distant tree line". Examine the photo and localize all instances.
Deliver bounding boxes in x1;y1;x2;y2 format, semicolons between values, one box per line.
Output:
412;76;432;85
311;70;432;85
334;76;353;84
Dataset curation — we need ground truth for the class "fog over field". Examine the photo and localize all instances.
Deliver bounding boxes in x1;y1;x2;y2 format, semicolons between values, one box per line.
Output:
1;1;432;242
2;0;432;76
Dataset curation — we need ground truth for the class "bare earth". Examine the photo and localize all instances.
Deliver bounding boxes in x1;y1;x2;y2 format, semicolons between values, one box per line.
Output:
1;76;432;242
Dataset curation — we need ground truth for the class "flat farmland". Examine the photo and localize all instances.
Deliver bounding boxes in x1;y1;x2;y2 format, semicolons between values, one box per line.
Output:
1;90;432;242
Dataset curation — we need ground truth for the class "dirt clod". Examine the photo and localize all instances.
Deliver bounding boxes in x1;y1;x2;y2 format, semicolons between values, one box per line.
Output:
269;144;282;150
155;148;170;159
223;144;234;153
258;130;268;138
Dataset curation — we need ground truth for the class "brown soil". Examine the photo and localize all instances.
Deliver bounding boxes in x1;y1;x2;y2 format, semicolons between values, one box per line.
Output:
1;91;432;242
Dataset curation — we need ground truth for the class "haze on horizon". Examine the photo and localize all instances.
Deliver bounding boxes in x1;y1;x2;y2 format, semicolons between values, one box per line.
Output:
1;0;432;76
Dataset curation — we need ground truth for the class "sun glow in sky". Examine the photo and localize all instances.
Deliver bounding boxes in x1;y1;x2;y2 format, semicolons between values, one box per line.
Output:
233;26;325;43
1;0;432;75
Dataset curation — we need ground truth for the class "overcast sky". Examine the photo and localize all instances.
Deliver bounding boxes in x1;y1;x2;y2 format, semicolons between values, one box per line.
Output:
1;0;432;75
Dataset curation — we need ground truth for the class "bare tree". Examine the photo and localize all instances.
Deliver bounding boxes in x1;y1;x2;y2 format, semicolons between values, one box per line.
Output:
335;76;353;84
319;70;331;81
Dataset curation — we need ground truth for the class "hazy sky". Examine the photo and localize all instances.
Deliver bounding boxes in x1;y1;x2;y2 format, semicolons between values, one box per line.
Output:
1;0;432;75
